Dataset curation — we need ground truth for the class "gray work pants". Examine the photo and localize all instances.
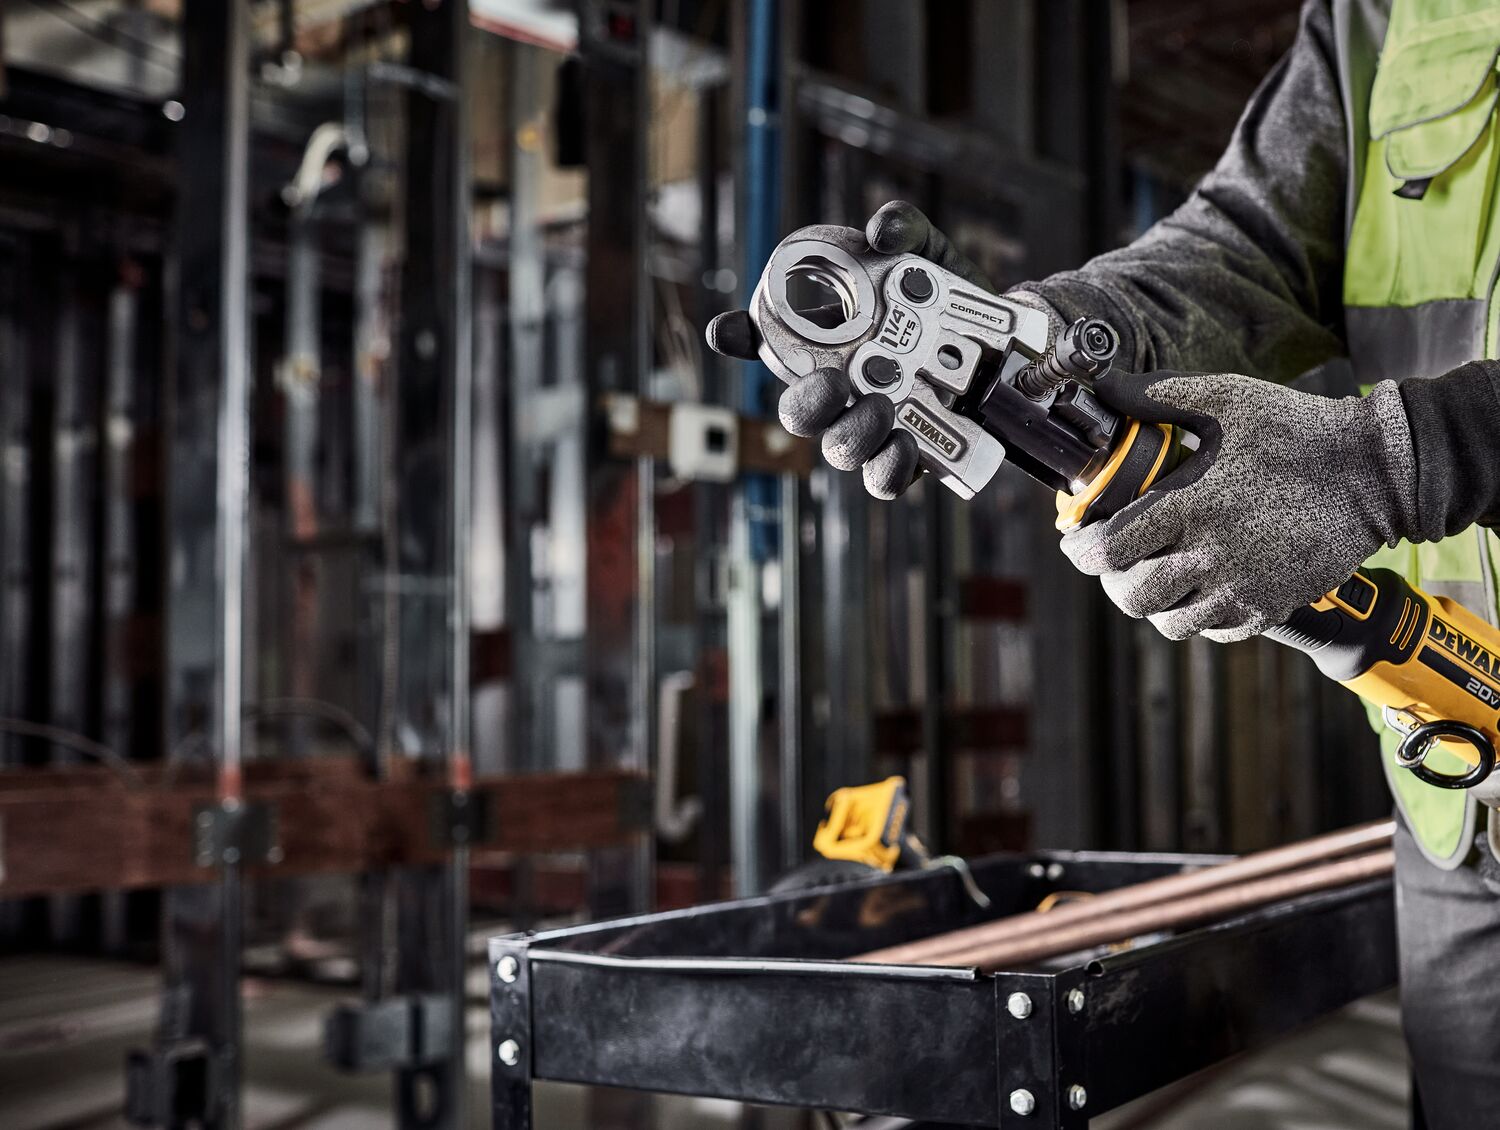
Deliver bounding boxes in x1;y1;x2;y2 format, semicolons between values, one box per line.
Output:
1396;817;1500;1129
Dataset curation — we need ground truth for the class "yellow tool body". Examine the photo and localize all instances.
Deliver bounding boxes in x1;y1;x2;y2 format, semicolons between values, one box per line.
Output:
1305;576;1500;787
813;776;917;871
810;776;993;906
1060;425;1500;791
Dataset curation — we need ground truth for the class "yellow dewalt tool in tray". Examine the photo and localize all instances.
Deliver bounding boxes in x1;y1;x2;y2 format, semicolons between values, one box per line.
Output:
749;226;1500;796
812;776;990;905
813;776;922;871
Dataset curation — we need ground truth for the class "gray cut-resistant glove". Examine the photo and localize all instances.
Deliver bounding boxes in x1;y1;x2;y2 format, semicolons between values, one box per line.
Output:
706;201;1058;498
1061;371;1421;643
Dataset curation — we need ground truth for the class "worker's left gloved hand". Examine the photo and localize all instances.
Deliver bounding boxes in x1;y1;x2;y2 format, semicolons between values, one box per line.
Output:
1062;372;1420;643
706;201;1056;498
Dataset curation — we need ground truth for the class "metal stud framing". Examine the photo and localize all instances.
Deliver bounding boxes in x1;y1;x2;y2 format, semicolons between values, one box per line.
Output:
578;0;654;918
155;2;253;1126
388;3;474;1126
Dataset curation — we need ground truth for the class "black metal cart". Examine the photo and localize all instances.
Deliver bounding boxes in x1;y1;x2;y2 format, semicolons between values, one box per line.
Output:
489;850;1396;1128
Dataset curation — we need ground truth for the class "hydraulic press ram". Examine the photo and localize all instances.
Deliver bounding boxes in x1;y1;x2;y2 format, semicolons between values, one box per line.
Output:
746;225;1500;797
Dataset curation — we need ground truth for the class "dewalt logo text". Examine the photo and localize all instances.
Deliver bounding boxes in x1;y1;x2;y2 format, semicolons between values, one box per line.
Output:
901;406;961;458
1429;617;1500;679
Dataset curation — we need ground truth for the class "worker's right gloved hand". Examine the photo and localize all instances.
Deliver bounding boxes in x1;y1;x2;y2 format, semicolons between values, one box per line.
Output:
1061;372;1421;642
706;201;1056;499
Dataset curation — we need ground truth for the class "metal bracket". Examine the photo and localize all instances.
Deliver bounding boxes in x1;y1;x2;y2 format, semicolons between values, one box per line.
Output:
490;937;534;1130
429;789;492;848
324;994;455;1073
191;798;279;868
995;972;1060;1128
1053;973;1092;1129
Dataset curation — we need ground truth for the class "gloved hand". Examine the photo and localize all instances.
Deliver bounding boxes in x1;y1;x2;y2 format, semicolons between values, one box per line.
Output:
706;200;1055;498
1061;371;1421;643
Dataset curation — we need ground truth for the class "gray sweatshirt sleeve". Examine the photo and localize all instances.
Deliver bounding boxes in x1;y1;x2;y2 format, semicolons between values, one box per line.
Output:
1018;0;1348;384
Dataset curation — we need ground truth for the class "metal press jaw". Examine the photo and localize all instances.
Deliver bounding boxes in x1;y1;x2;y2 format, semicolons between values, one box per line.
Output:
749;225;1053;500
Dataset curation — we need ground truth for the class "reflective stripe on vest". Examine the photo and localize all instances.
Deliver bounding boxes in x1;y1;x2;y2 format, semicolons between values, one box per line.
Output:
1336;0;1500;866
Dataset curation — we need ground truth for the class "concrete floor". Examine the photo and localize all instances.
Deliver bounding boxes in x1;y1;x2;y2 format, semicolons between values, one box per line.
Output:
1093;994;1409;1130
0;954;1408;1129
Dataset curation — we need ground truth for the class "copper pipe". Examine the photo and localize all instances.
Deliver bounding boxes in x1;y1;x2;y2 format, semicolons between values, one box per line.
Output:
949;849;1393;973
859;819;1394;966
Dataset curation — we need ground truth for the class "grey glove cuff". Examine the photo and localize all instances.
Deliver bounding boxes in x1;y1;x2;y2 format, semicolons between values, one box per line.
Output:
1010;275;1143;372
1062;373;1420;643
1004;289;1067;350
1362;380;1423;548
1398;360;1500;541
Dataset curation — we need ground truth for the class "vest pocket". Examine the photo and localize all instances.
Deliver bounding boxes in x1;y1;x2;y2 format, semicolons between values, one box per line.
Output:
1384;68;1500;184
1347;43;1500;308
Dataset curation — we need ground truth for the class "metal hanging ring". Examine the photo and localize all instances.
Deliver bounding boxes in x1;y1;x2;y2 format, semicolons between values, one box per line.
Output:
1395;720;1497;790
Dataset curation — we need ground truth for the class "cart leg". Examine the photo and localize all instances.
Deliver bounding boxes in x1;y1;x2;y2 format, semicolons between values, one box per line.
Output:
491;939;534;1130
493;1074;534;1130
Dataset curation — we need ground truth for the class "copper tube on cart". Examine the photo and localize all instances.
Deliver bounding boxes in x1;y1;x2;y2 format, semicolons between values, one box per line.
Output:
939;849;1393;973
859;819;1394;967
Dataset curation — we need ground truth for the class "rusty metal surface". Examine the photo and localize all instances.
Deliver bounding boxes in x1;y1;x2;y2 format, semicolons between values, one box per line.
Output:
0;761;648;898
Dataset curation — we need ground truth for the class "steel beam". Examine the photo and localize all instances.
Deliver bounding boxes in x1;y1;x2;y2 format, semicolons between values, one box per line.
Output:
0;235;35;770
351;217;385;537
151;1;253;1126
0;233;34;945
728;0;774;897
691;75;735;895
573;12;657;1127
386;2;473;1126
281;210;322;762
806;138;875;822
505;39;546;776
921;483;956;845
578;0;653;919
46;247;106;944
100;263;146;953
1020;0;1119;850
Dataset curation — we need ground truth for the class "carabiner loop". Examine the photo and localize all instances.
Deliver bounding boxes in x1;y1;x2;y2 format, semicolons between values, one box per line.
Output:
1394;719;1497;790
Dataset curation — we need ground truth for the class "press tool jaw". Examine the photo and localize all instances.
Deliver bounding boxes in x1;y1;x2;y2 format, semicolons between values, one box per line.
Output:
749;225;1053;500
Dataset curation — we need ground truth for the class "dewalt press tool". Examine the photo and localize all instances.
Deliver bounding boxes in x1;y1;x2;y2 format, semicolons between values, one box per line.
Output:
813;776;921;871
812;775;989;906
749;224;1500;798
